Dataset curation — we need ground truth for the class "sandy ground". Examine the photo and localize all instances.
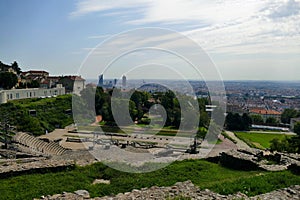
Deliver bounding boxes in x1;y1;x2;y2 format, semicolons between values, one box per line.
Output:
38;128;87;150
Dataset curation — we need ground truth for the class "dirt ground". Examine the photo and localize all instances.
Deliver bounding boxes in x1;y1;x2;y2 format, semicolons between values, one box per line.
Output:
38;127;241;159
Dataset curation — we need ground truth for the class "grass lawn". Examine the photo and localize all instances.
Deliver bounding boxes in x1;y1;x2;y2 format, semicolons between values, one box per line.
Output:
234;132;293;149
0;160;299;200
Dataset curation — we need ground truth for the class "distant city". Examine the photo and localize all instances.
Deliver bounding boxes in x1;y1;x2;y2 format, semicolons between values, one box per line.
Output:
88;76;300;120
2;60;300;130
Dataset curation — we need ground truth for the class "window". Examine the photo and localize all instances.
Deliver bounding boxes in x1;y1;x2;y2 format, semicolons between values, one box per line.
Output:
16;93;19;99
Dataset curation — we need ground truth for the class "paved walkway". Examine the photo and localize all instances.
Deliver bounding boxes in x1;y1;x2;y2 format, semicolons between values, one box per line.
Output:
249;131;296;135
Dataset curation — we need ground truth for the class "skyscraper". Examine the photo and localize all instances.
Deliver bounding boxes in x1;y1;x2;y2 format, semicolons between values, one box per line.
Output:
122;75;126;89
98;74;104;87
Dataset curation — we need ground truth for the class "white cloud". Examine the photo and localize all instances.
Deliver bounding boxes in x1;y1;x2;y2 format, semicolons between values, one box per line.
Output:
74;0;300;54
73;0;300;79
70;0;151;17
267;0;300;19
185;13;300;55
71;0;265;25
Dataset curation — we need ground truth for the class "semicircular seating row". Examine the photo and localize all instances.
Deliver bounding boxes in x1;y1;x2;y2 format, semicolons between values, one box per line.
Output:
12;132;67;156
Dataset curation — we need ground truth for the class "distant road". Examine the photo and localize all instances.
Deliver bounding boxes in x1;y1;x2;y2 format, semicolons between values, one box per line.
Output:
248;131;296;136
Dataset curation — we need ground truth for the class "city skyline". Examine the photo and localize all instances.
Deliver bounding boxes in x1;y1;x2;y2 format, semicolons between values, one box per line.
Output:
0;0;300;80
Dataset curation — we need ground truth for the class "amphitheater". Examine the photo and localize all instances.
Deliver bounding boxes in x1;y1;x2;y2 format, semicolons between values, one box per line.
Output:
12;132;68;156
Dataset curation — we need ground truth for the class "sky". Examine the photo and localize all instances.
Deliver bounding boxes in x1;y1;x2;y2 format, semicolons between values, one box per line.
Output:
0;0;300;80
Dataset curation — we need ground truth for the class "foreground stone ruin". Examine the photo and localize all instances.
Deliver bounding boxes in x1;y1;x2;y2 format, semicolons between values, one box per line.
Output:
0;132;75;177
37;180;300;200
220;148;300;172
1;131;300;199
12;132;68;156
0;157;74;178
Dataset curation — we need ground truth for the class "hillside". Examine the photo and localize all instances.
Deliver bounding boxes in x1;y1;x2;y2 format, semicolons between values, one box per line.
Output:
0;95;73;136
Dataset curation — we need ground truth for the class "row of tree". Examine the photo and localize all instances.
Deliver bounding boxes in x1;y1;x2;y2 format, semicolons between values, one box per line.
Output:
225;113;252;131
74;86;210;130
226;108;300;131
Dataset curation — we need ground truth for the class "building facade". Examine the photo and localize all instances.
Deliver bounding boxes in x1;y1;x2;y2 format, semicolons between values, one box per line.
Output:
249;108;282;122
58;76;85;95
0;85;65;104
290;117;300;131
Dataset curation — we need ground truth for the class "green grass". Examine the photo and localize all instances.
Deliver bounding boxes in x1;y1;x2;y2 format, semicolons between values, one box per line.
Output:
234;132;293;149
0;160;299;200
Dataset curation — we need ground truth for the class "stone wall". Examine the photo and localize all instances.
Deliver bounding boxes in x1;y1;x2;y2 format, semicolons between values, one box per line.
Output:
219;149;300;172
220;150;261;171
0;158;74;178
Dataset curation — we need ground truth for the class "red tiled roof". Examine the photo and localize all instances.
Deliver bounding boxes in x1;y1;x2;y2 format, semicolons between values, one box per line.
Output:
250;108;281;115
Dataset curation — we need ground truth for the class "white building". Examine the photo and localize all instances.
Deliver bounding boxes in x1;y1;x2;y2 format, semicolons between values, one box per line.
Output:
0;84;65;104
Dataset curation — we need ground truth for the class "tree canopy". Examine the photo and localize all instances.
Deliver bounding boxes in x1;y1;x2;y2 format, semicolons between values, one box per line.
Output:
294;122;300;136
0;72;18;89
225;112;252;131
281;109;299;124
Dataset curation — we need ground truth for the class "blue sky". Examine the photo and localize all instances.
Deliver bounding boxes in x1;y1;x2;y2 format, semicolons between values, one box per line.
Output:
1;0;300;80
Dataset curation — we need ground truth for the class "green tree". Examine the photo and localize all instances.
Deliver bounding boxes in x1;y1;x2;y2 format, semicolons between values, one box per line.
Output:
242;113;252;130
294;122;300;136
0;72;18;89
11;61;22;74
266;117;278;125
199;110;209;127
226;113;242;130
196;127;207;139
281;109;298;124
18;115;43;136
28;80;40;88
251;114;264;124
270;138;287;152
